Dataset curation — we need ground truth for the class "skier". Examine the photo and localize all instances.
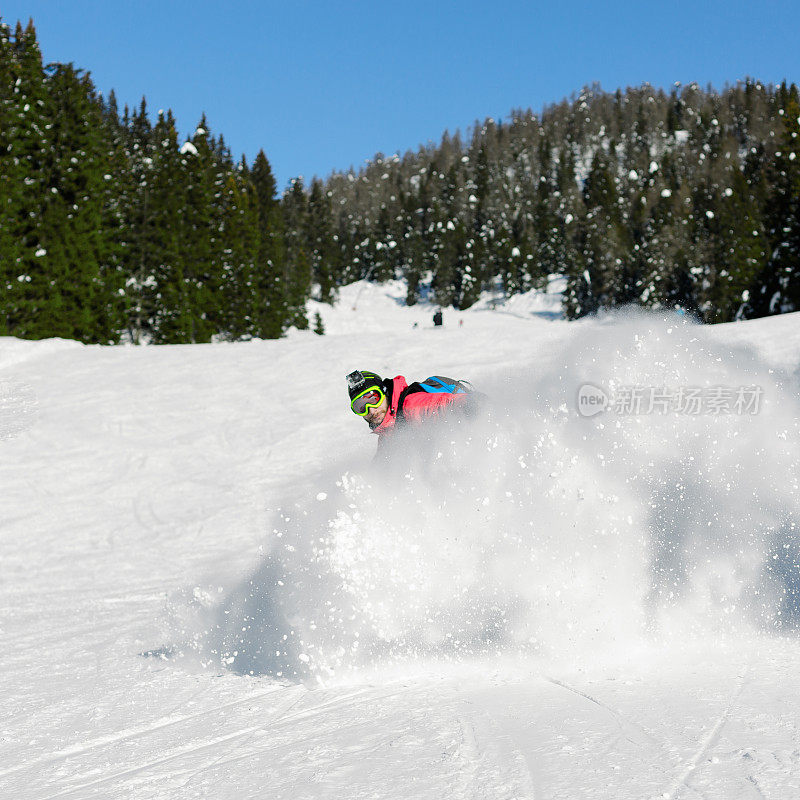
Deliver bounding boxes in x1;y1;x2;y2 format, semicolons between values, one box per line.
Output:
346;369;477;459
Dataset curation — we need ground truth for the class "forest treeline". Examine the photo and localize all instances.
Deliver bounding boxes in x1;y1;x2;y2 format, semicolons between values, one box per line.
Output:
328;77;800;324
2;18;799;344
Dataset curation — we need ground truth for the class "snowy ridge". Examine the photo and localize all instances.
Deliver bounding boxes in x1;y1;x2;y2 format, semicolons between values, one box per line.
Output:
2;295;800;799
0;335;82;371
301;275;565;337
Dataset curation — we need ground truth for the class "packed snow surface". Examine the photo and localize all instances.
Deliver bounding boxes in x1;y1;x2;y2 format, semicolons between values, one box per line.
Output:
2;282;800;799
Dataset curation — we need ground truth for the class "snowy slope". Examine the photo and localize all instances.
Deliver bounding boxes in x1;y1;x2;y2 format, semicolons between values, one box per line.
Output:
2;285;800;800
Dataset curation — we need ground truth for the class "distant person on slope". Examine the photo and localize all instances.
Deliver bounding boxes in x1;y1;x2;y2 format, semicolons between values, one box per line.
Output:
346;369;479;459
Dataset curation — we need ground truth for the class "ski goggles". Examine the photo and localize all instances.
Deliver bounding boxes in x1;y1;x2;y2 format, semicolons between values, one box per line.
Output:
350;386;385;416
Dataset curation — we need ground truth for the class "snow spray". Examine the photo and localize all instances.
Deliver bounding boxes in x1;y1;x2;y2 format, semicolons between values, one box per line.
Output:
197;310;800;683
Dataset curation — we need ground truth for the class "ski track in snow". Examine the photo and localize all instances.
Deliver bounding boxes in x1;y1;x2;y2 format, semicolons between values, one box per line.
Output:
2;283;800;799
0;685;295;781
664;661;753;800
544;675;660;750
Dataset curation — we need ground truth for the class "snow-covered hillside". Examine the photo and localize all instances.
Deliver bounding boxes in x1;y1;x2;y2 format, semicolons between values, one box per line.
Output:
2;284;800;799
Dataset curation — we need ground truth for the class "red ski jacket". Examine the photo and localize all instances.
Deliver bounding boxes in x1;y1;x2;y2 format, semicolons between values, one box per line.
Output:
371;375;468;439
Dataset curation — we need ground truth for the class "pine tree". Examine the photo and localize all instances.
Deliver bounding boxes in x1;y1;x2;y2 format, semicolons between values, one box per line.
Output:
754;83;800;315
529;137;562;286
0;19;21;332
371;201;402;283
218;165;260;339
99;88;132;339
307;178;339;302
429;165;462;307
400;191;425;306
282;178;312;329
147;110;188;343
567;149;632;316
637;164;697;314
463;142;491;308
121;98;159;342
250;150;287;338
703;165;767;321
38;63;124;342
556;143;588;318
178;116;224;342
2;20;53;337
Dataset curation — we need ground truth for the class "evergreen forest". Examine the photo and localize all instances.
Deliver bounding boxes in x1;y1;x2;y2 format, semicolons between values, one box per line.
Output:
2;18;800;344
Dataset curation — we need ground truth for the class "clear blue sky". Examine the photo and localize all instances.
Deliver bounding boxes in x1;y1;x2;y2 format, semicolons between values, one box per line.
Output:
3;1;799;191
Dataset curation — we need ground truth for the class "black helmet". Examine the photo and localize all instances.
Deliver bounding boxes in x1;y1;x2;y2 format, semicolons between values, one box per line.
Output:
346;369;383;400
